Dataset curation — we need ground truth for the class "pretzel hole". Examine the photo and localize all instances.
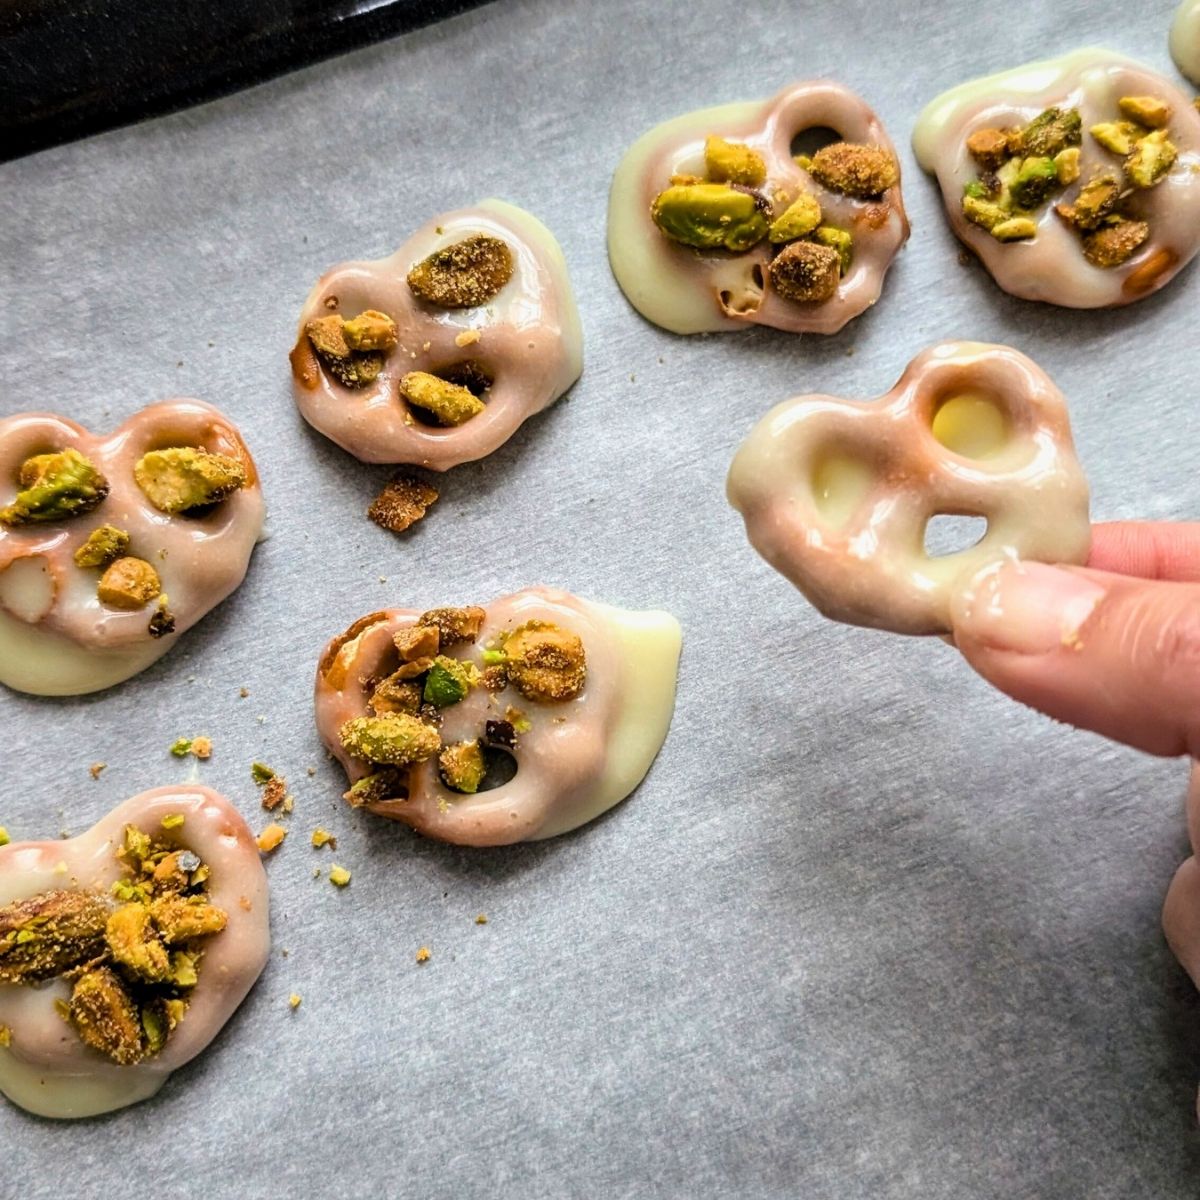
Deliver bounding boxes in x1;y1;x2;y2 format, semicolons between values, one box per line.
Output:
931;395;1008;460
811;453;873;528
476;746;518;793
923;514;988;558
790;126;842;161
0;556;56;623
718;264;765;316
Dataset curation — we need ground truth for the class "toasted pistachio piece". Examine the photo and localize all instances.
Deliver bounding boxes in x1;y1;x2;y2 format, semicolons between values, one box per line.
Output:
766;240;840;303
394;625;440;661
97;556;161;610
169;950;199;988
105;903;170;983
504;620;587;703
991;217;1039;242
307;314;351;360
1082;218;1149;267
70;966;144;1066
650;182;768;252
704;135;767;187
438;739;486;795
148;895;229;944
368;474;439;534
141;1000;168;1054
1118;95;1171;128
343;767;407;807
329;866;352;887
1010;157;1059;208
966;127;1013;170
399;371;485;427
341;309;398;352
0;890;111;983
151;849;202;894
407;235;514;309
417;606;486;646
1126;129;1177;188
369;673;423;716
962;194;1008;232
73;524;130;568
1090;121;1140;156
0;449;109;526
306;314;384;388
1055;176;1121;231
134;446;246;514
1019;107;1081;157
1053;147;1081;185
339;713;441;766
768;193;822;243
812;226;853;274
423;655;479;707
807;143;898;198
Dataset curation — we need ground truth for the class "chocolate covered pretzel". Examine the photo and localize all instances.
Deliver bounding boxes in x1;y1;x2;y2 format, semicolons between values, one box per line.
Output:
914;48;1200;307
315;588;681;846
290;200;582;470
608;81;909;335
0;786;269;1118
0;402;263;695
727;342;1091;636
1172;0;1200;85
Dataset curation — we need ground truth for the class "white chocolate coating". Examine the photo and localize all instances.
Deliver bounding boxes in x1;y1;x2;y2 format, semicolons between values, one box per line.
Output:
315;588;681;845
0;786;270;1119
913;48;1200;307
726;342;1092;636
0;402;264;696
607;81;909;335
291;200;583;469
1172;0;1200;85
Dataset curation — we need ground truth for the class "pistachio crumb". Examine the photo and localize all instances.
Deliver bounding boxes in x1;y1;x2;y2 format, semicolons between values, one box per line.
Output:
89;763;106;780
98;557;161;610
399;372;485;427
329;865;351;887
0;1025;10;1047
407;235;514;308
454;329;481;348
475;913;488;925
0;829;9;847
251;762;276;785
73;524;130;568
416;946;431;964
256;824;287;853
368;473;439;534
261;776;289;811
0;450;110;526
311;828;336;849
161;814;185;830
289;993;302;1010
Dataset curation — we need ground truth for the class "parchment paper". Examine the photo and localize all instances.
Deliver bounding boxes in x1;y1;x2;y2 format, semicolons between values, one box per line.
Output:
2;1;1199;1196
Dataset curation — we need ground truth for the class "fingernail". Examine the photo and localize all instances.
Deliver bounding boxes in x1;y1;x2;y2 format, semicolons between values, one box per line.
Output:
951;560;1106;655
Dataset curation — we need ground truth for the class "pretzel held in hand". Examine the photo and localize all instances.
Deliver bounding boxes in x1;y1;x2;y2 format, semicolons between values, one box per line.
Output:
727;342;1091;635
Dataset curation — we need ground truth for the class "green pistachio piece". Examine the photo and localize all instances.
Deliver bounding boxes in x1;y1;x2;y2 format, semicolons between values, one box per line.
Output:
650;183;769;252
0;449;109;526
768;193;822;243
338;714;441;767
991;217;1039;242
1055;175;1121;231
423;655;479;707
1126;129;1177;188
704;135;767;187
1053;147;1081;185
438;739;487;795
134;447;246;514
1117;95;1171;128
811;226;853;274
342;768;407;808
399;372;485;427
1010;157;1059;209
1090;121;1140;156
962;195;1009;232
73;524;130;568
1020;107;1082;157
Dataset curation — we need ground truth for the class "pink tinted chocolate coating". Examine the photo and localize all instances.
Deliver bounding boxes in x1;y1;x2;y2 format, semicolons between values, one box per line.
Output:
0;401;263;652
291;203;581;470
627;81;909;333
0;786;269;1107
727;342;1091;636
920;54;1200;307
315;588;623;847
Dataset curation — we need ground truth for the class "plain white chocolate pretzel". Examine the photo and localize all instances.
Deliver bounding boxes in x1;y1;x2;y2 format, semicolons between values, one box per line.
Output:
315;587;681;846
913;48;1200;307
1173;0;1200;86
726;342;1091;635
291;200;582;470
0;402;264;695
0;786;270;1119
608;79;909;335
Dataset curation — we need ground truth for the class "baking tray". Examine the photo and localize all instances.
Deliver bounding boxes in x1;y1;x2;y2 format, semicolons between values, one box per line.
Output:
2;1;1199;1196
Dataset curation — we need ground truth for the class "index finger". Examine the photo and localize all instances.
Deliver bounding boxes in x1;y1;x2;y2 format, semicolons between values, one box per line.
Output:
1086;521;1200;583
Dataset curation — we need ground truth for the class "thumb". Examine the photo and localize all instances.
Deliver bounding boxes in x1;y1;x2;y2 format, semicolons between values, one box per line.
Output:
949;559;1200;757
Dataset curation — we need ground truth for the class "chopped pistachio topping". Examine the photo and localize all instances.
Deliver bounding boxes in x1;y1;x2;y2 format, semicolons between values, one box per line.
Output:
1056;176;1121;231
1010;157;1059;209
251;762;277;785
768;192;822;243
812;226;853;274
1117;95;1171;128
342;768;406;808
1090;121;1140;156
161;814;185;830
438;739;487;794
311;828;336;849
1020;107;1081;157
341;309;399;352
766;240;840;303
329;865;352;887
1082;218;1149;268
134;446;246;514
965;127;1014;170
650;182;769;252
0;449;109;526
806;143;898;198
1125;129;1177;188
415;945;430;963
339;713;441;766
256;824;287;853
418;606;486;646
1053;147;1081;185
368;473;439;534
991;217;1039;242
0;890;111;983
70;966;144;1066
369;672;423;716
504;621;587;703
704;135;767;187
423;655;479;707
0;828;9;847
962;194;1008;232
399;371;486;427
306;314;385;388
170;738;193;757
98;556;161;610
289;993;302;1009
407;235;514;309
73;524;130;568
105;903;170;983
